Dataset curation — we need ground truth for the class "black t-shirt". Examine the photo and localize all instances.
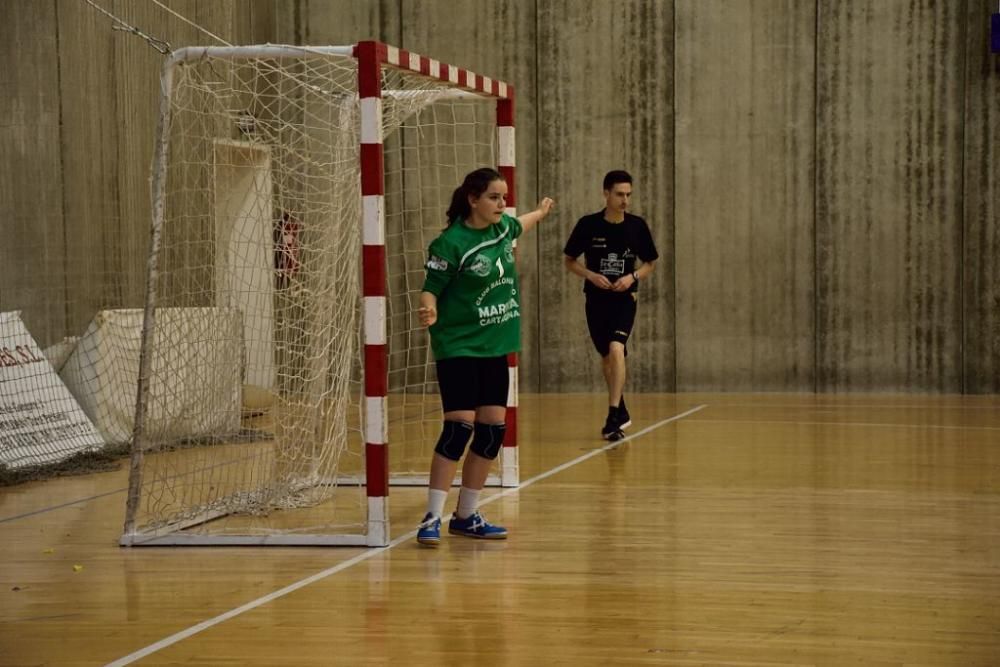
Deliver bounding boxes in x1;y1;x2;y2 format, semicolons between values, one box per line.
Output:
563;211;659;295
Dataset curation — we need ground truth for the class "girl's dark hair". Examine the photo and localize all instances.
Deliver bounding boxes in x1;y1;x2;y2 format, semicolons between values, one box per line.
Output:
445;167;504;225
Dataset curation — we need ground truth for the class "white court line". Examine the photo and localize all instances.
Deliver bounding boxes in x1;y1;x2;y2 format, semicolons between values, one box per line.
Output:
105;403;707;666
697;401;1000;411
692;417;1000;432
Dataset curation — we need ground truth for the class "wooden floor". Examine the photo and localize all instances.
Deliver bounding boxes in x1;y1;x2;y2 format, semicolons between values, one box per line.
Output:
2;393;999;666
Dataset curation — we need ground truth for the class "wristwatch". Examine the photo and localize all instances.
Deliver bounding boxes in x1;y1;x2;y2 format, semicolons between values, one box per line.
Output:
632;271;640;282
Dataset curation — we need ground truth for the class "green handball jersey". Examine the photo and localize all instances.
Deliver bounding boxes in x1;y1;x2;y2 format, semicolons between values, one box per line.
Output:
422;213;523;359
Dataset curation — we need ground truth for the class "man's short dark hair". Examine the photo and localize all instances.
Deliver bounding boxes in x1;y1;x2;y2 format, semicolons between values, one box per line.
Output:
603;170;632;191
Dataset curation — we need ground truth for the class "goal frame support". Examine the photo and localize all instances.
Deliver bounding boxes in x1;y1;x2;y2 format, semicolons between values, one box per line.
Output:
121;42;518;549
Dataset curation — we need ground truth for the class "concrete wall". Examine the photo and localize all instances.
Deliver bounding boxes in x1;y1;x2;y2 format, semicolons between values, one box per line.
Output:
1;0;266;349
3;1;66;347
675;0;815;392
816;0;966;392
963;1;1000;394
537;1;675;393
3;0;998;393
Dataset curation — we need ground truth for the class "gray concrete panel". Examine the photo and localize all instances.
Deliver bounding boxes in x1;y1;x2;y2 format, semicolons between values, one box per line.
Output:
56;0;126;342
816;1;965;392
1;1;65;346
675;0;816;392
114;1;179;316
963;0;1000;393
287;0;399;45
538;0;674;393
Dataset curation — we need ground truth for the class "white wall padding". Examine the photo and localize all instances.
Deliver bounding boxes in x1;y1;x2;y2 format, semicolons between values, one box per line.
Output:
59;308;243;446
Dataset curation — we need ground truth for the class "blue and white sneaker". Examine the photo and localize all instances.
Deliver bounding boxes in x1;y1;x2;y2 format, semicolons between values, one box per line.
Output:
416;512;441;547
448;511;507;540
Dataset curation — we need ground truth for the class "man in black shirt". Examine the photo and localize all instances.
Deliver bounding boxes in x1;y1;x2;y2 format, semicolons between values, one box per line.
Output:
563;170;659;441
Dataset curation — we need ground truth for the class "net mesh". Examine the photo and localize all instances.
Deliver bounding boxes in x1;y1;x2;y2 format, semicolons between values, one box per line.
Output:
121;49;499;541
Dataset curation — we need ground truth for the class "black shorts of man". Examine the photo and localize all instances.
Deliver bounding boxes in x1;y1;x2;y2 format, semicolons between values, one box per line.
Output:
563;170;659;441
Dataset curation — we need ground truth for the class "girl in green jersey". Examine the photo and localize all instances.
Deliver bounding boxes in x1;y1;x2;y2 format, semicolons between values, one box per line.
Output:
416;168;554;546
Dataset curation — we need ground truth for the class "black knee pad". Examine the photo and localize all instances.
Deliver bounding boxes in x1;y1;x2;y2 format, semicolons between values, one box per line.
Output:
434;420;473;461
469;422;506;460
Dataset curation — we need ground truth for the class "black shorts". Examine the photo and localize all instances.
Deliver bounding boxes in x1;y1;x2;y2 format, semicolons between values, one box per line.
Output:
435;355;510;412
585;293;637;356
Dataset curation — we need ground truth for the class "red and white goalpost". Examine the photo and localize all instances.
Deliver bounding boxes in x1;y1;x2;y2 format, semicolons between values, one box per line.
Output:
121;42;518;547
356;42;521;495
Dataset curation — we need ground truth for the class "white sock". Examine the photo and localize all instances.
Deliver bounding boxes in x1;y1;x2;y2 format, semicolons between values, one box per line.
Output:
456;487;481;519
426;488;448;518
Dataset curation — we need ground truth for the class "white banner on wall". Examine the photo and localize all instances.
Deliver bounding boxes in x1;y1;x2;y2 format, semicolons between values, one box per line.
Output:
0;311;105;469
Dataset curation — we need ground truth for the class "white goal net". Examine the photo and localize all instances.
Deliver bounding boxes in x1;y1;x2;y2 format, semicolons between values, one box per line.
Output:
118;44;514;546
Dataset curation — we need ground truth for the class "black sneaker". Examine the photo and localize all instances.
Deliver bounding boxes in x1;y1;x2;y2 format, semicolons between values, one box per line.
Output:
601;409;624;441
617;397;632;431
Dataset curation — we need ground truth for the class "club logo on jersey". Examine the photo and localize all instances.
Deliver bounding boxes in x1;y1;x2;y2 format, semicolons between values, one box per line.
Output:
478;297;520;326
426;255;448;271
600;253;625;276
478;298;518;319
467;253;493;277
503;241;514;263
